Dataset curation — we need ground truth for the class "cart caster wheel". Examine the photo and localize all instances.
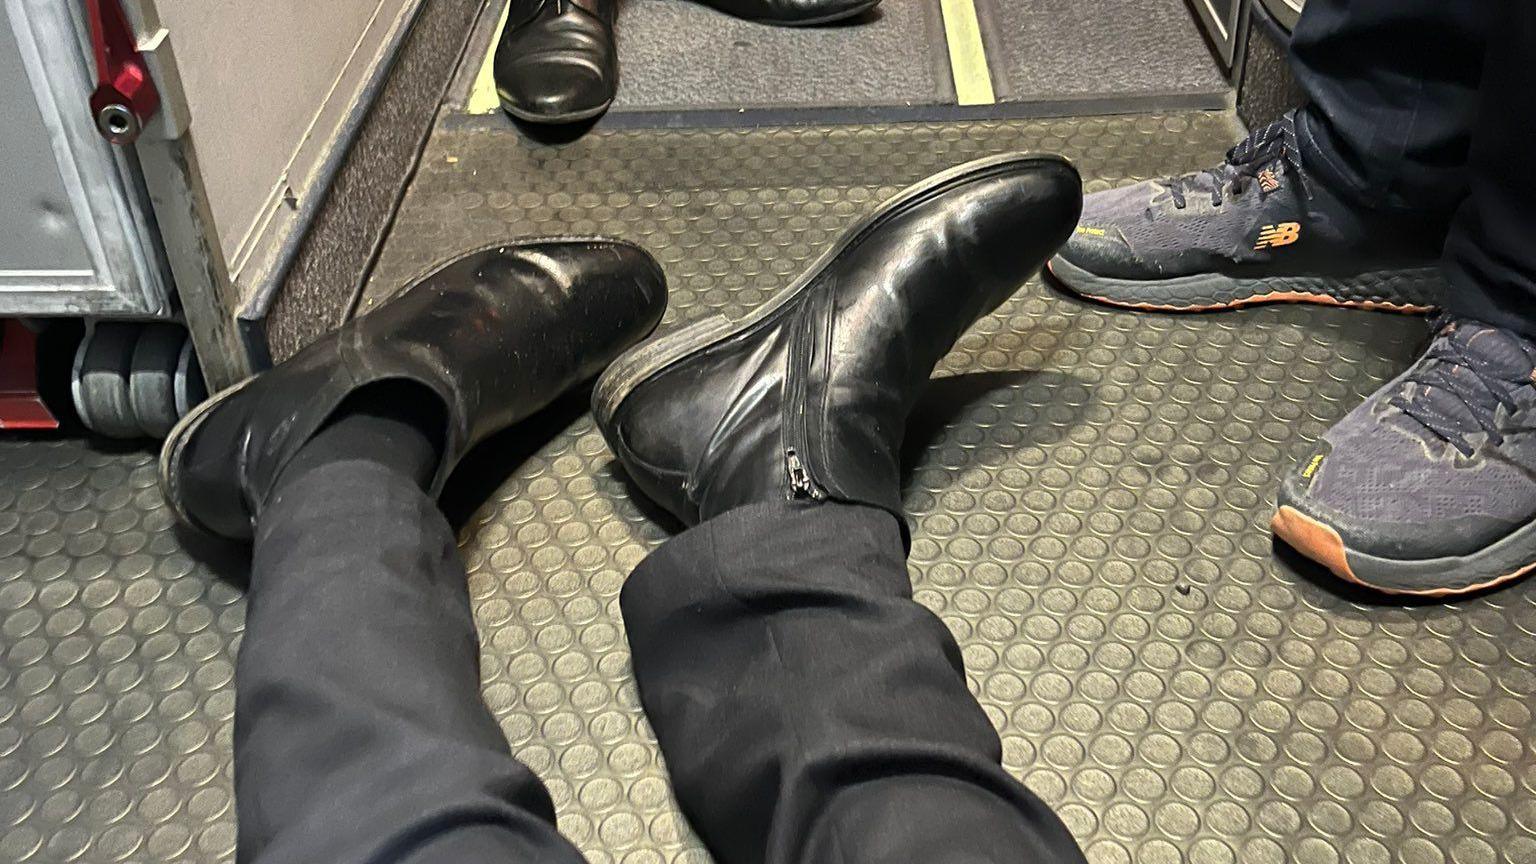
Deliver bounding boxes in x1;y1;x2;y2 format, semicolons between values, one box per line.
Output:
71;323;141;438
129;324;188;438
72;323;208;439
173;338;207;421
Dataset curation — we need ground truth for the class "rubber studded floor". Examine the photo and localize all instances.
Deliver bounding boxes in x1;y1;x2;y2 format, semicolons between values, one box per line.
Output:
5;113;1536;864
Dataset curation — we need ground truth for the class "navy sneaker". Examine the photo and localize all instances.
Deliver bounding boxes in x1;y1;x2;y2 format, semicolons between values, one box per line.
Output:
1273;317;1536;596
1049;111;1445;312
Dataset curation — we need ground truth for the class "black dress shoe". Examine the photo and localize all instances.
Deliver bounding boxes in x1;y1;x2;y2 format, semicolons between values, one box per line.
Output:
495;0;618;124
696;0;880;25
161;239;666;541
593;154;1082;533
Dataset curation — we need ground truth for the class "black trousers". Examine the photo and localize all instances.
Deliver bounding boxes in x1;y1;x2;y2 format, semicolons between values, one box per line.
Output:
235;458;1086;864
1291;0;1536;335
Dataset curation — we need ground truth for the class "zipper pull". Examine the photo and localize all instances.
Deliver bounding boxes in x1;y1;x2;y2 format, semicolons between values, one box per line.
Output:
785;449;823;500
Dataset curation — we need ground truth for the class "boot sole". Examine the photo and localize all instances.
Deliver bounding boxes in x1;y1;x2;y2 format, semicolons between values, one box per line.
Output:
742;0;882;26
1272;504;1536;597
157;379;253;538
593;152;1074;429
1047;254;1441;313
498;91;614;125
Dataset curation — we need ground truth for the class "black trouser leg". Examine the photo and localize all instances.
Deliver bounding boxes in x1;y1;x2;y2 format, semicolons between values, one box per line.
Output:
1289;0;1492;214
621;501;1086;864
1441;0;1536;337
235;453;587;864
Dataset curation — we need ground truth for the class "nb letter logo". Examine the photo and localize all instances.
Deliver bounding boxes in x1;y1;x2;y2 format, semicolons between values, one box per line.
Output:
1254;222;1301;250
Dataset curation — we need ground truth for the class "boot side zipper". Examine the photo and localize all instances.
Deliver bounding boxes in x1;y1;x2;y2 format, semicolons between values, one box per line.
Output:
785;449;823;500
782;304;825;501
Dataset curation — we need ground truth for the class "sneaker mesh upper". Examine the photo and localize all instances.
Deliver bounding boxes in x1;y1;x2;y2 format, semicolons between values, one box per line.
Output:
1293;318;1536;556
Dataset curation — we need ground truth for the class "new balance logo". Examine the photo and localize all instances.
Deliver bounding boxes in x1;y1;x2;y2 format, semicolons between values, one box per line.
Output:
1257;168;1281;193
1254;222;1301;250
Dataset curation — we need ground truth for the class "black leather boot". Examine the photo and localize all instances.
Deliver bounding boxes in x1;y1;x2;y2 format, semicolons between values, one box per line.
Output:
494;0;618;124
161;239;666;541
593;154;1082;533
696;0;880;26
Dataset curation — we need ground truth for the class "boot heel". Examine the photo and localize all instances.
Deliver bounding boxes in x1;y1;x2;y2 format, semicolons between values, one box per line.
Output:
157;379;252;535
593;315;735;427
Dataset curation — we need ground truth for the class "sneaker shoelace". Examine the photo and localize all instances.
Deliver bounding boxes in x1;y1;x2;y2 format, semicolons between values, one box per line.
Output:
1159;116;1307;210
1389;317;1536;457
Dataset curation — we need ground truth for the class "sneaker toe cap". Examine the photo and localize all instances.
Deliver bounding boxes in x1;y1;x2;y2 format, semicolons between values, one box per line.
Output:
1277;470;1518;562
1276;414;1529;561
1055;183;1161;279
1056;226;1140;278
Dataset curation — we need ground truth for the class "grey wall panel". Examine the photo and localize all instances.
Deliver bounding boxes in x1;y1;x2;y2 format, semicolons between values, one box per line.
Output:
146;0;418;274
262;0;485;362
0;12;92;273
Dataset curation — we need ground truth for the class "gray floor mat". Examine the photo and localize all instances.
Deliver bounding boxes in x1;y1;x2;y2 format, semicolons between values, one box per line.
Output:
979;0;1230;111
456;0;1232;126
611;0;952;113
5;111;1535;864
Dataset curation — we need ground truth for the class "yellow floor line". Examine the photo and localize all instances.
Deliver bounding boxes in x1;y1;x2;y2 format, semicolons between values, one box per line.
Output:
939;0;995;106
465;0;510;115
